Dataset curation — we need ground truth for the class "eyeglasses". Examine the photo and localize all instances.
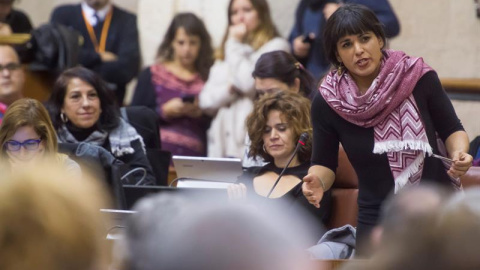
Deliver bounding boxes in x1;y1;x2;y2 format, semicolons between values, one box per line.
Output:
4;139;42;152
0;63;21;72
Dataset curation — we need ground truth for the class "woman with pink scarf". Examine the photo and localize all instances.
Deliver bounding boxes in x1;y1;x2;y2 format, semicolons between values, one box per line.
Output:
302;4;473;256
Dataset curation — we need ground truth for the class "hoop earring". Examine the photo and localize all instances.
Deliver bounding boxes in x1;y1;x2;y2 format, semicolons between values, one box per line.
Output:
60;113;68;123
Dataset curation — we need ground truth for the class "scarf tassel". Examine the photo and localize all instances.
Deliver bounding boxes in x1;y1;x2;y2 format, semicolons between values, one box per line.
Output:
373;140;433;155
394;154;425;193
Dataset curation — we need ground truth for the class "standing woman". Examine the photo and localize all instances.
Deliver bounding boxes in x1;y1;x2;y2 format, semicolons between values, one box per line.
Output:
199;0;290;159
131;13;214;157
302;4;472;256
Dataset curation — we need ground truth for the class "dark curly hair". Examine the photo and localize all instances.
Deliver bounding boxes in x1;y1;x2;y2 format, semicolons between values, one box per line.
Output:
246;91;312;163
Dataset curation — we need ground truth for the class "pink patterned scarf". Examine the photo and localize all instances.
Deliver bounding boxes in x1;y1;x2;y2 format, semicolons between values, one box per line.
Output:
320;50;438;192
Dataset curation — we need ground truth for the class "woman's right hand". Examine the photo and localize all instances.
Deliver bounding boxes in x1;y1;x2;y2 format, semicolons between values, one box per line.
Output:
293;34;313;58
302;173;324;208
162;98;185;119
229;23;247;41
227;183;247;201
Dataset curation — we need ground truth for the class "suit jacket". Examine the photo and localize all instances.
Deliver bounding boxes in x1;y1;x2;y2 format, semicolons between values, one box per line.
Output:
50;4;140;103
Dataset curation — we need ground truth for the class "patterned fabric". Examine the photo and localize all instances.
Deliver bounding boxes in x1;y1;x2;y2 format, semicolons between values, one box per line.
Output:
150;63;207;157
320;50;456;192
58;117;145;157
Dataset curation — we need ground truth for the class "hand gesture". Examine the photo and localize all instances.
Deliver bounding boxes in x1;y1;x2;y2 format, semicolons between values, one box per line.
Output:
293;34;314;58
161;98;185;119
448;151;473;178
302;173;324;208
229;23;247;41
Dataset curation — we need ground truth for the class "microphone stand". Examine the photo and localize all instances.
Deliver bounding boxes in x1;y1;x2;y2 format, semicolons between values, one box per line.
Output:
265;142;303;198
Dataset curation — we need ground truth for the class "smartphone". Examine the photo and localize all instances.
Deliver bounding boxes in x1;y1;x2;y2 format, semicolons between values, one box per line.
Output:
302;34;314;44
182;95;195;103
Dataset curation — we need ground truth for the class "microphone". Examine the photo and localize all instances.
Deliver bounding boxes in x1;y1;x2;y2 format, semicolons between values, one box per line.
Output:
265;132;309;198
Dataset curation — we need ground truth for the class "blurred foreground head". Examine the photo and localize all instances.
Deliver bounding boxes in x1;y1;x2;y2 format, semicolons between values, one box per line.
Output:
126;193;315;270
0;165;112;270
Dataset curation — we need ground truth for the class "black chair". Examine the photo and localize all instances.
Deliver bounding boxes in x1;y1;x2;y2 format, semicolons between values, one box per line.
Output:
59;142;127;209
121;106;171;185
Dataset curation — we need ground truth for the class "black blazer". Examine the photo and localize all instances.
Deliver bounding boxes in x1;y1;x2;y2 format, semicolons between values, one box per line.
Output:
50;4;140;102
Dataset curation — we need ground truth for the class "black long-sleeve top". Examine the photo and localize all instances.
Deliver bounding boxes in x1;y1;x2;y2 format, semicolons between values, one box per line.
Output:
311;71;464;229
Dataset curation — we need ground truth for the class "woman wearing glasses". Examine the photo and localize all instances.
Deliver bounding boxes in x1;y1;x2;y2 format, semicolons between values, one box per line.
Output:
0;98;79;172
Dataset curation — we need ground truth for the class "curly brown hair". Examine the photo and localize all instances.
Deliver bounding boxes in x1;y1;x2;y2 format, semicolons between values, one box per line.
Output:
246;91;312;163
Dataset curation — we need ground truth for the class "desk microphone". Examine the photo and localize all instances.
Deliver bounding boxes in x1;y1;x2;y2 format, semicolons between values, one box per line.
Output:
266;132;309;198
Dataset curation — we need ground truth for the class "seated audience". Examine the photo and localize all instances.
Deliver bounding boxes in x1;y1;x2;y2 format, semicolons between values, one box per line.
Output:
229;91;331;243
0;45;24;122
199;0;290;158
0;164;111;270
0;98;79;173
0;0;32;35
253;50;315;98
131;13;213;157
46;67;155;185
50;0;140;104
125;193;315;270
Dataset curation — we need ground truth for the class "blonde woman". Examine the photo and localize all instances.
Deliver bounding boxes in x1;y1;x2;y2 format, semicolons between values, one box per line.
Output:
0;98;79;172
199;0;290;158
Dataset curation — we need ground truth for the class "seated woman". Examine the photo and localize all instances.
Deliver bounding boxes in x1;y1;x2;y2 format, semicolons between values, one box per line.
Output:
252;50;315;98
0;98;79;173
46;67;155;185
229;91;331;242
131;13;213;157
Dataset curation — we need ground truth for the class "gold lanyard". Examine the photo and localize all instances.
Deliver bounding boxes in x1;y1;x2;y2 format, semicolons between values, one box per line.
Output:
82;9;113;53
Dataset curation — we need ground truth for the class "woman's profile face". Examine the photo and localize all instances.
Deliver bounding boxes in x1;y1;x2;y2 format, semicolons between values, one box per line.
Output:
230;0;259;33
262;110;296;164
5;125;45;163
336;31;384;84
62;78;101;129
171;27;201;68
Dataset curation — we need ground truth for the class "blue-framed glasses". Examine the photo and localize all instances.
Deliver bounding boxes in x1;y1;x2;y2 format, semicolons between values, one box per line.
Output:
4;139;42;151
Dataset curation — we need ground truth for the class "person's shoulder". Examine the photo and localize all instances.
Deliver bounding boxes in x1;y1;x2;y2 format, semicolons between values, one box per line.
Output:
52;4;79;14
112;5;136;19
260;37;291;52
11;9;29;19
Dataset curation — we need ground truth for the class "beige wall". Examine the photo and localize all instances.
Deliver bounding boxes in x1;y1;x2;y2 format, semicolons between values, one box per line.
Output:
15;0;480;78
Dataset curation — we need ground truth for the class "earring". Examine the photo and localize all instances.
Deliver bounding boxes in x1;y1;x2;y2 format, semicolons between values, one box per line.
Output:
262;144;267;153
337;62;344;75
60;113;68;123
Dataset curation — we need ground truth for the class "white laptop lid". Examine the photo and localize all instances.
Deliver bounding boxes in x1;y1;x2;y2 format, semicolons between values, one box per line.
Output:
172;156;243;183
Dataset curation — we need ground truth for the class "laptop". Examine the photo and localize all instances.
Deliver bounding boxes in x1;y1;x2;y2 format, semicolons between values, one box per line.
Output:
122;185;229;210
172;156;243;188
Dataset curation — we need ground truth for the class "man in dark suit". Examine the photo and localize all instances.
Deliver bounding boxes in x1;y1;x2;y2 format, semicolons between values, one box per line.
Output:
50;0;140;105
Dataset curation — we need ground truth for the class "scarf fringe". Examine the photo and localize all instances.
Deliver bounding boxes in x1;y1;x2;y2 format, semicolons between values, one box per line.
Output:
373;140;433;155
394;154;425;193
111;146;135;157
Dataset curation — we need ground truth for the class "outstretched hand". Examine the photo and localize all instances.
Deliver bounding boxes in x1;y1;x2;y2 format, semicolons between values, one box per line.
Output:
302;173;324;208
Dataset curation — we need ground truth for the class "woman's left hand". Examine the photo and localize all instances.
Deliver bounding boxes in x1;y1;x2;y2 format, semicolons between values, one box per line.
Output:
448;151;473;178
228;23;247;41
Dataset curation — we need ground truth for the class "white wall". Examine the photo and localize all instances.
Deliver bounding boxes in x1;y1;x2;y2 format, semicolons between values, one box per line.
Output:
14;0;480;78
